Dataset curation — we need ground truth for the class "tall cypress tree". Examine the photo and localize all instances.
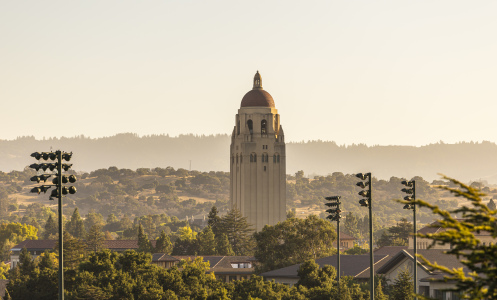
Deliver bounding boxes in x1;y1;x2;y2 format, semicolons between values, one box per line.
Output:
43;215;57;239
207;206;221;237
137;224;152;253
86;224;105;253
66;208;86;239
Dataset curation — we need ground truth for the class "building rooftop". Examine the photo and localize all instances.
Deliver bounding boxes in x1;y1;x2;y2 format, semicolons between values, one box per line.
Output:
377;249;466;275
260;254;390;279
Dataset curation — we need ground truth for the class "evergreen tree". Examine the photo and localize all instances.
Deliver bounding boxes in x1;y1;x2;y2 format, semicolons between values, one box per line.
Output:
137;223;152;253
197;226;216;255
18;247;35;276
154;230;172;254
43;215;57;239
216;233;234;256
207;206;221;236
55;231;87;269
389;269;413;300
86;224;105;252
377;219;413;247
374;278;388;300
413;176;497;298
217;208;255;255
343;212;361;239
66;208;86;239
37;250;56;270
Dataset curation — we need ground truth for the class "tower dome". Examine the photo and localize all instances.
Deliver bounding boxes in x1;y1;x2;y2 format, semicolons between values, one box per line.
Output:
240;71;275;108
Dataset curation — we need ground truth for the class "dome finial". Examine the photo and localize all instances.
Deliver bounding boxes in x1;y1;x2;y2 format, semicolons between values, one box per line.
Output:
253;71;262;90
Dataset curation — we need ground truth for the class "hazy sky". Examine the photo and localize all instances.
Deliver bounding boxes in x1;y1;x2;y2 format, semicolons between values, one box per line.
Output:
1;1;496;146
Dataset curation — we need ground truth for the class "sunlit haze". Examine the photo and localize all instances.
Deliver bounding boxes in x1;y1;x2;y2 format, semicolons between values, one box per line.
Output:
1;1;496;146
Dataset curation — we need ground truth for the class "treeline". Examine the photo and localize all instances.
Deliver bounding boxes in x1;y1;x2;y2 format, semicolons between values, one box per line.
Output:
3;134;497;182
7;247;408;300
5;212;409;299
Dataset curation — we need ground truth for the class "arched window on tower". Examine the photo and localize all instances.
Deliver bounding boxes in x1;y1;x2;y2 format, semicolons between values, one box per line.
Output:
240;153;242;163
253;153;257;162
237;120;240;135
273;154;276;163
236;154;238;164
261;120;267;134
247;120;253;134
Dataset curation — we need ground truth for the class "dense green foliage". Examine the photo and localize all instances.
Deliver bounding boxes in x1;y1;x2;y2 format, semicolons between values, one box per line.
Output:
254;215;336;273
376;218;413;247
387;269;414;300
287;171;461;226
412;177;497;299
5;247;381;300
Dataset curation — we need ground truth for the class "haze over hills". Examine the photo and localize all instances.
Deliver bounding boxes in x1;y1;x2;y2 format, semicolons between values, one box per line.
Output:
1;133;497;184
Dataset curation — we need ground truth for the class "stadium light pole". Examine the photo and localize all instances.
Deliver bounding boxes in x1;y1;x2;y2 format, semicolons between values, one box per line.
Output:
30;151;76;300
402;179;417;299
356;172;373;300
325;196;342;290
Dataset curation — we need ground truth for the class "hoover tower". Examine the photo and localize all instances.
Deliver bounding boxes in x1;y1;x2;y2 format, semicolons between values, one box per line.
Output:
230;71;286;231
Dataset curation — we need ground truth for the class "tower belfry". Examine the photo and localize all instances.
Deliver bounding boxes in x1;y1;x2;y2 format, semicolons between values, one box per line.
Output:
253;71;262;89
230;71;287;231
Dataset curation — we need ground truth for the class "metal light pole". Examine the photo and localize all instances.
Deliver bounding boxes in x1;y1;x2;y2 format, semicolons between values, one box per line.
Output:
325;196;342;291
29;151;76;300
357;173;374;300
402;179;417;299
57;151;64;300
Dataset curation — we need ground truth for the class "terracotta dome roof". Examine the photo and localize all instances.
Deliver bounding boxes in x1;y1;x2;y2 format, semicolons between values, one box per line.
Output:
240;71;275;108
241;89;275;108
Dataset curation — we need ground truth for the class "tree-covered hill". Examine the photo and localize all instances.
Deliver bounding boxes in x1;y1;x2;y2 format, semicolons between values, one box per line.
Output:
3;134;497;183
2;167;496;234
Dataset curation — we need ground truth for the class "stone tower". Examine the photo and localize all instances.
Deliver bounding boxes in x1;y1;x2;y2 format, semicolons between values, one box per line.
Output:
230;71;286;231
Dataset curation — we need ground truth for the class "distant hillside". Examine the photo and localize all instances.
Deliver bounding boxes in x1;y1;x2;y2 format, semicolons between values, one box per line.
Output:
1;134;497;183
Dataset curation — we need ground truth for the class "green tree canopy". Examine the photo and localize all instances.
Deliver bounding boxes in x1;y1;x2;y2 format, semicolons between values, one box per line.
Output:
196;226;216;255
254;215;336;273
155;230;172;254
